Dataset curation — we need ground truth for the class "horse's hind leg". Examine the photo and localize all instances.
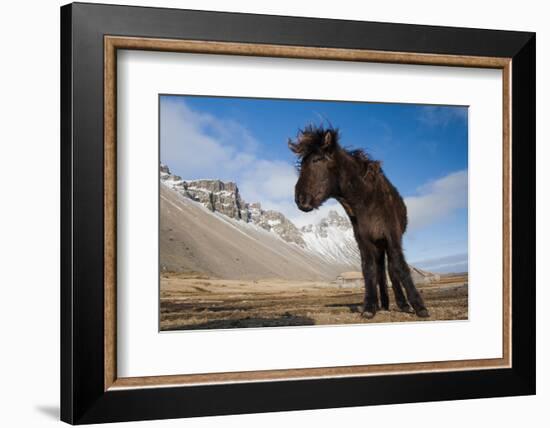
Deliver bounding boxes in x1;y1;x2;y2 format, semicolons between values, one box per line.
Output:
376;249;389;311
387;266;413;313
387;244;429;317
382;242;414;313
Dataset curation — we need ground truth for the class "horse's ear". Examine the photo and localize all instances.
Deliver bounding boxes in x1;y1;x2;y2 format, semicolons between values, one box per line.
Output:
288;139;300;155
322;131;334;150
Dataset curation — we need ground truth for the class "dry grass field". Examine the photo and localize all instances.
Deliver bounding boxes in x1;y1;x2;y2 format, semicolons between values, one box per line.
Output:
160;272;468;331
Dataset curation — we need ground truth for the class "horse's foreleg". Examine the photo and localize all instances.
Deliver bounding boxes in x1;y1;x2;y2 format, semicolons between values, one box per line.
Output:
376;250;389;311
387;245;430;318
360;243;379;319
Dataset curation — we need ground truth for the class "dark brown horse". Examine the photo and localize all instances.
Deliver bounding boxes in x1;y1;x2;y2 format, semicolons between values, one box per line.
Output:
289;125;429;319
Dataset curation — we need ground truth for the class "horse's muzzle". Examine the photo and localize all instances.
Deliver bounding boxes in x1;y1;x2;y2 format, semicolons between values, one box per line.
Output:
295;194;314;212
298;203;314;212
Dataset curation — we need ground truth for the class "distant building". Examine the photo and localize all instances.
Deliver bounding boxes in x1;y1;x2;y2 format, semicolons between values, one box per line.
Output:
410;266;441;284
336;267;441;288
336;271;364;288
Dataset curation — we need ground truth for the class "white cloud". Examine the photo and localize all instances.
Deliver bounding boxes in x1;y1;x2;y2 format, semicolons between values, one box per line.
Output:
239;160;297;202
405;170;468;231
161;99;307;222
411;253;468;273
160;99;257;181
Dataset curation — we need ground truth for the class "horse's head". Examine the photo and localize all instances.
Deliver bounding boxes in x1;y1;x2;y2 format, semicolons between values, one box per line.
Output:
288;125;340;212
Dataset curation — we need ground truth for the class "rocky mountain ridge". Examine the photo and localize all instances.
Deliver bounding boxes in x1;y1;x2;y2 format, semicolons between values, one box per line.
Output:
161;164;305;247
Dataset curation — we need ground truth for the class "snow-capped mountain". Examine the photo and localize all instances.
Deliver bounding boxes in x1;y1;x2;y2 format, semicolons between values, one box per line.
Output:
301;210;361;267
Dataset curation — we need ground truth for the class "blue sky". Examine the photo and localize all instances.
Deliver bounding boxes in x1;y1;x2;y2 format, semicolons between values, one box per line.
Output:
160;95;468;273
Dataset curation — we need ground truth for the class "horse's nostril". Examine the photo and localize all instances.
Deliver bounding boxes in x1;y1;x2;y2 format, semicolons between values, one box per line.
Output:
295;192;313;211
298;199;312;212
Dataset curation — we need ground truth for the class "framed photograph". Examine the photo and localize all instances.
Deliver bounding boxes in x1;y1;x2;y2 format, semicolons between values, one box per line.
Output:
61;2;535;424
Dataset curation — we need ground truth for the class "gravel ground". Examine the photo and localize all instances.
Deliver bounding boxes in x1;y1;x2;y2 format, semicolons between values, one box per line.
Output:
160;273;468;331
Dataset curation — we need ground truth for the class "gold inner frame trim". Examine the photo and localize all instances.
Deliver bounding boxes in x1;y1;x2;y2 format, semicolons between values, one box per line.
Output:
104;35;512;391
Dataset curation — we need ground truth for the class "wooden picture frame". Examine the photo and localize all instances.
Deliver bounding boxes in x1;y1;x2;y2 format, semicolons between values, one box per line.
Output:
61;2;535;424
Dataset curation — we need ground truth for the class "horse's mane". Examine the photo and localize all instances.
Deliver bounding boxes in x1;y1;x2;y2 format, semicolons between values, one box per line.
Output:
290;124;341;159
347;148;382;180
291;124;382;179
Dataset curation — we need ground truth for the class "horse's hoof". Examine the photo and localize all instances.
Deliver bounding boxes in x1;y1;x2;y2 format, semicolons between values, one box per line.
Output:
398;305;415;314
361;305;377;319
361;310;376;319
416;308;430;318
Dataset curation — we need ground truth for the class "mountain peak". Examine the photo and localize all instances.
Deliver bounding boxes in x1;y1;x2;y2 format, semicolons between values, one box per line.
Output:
301;209;352;235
